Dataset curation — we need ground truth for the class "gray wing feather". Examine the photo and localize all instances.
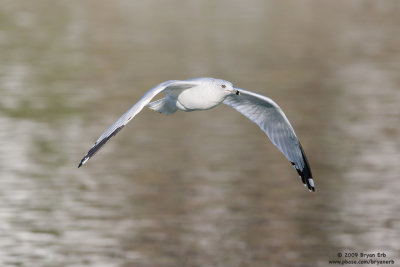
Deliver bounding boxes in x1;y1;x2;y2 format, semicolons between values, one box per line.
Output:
78;80;198;167
223;87;315;191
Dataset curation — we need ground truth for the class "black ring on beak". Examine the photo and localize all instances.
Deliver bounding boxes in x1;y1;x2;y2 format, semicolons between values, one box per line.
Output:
236;90;240;96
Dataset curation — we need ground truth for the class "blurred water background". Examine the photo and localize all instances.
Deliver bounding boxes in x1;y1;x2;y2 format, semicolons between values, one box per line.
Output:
1;0;399;266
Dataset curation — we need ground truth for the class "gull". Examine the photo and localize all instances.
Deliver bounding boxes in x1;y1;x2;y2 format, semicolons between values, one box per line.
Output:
78;77;315;192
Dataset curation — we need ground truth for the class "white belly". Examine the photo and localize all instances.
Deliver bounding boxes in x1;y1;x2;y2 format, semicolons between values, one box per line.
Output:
176;86;225;111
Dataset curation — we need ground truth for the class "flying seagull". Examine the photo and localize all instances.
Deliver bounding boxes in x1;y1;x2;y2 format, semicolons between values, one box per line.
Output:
78;77;315;192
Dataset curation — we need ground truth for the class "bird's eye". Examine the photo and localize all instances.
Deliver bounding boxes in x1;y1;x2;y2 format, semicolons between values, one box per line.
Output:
221;84;226;88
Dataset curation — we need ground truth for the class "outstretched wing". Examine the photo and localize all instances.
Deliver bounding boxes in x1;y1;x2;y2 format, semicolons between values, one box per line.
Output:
78;80;198;167
223;88;315;192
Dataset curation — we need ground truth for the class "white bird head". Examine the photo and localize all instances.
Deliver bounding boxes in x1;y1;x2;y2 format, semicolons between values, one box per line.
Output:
207;78;240;96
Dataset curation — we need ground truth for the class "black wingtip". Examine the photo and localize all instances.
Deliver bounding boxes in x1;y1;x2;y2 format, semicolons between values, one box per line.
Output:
291;166;315;192
78;155;89;168
291;143;315;192
77;125;125;169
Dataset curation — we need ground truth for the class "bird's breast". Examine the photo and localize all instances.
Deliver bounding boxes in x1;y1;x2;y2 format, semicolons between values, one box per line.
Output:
176;86;224;111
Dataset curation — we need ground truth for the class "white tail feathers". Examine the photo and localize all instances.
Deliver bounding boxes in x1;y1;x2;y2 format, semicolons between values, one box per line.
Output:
148;97;178;115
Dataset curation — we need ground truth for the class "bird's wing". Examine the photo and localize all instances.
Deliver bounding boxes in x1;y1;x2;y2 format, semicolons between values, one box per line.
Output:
78;80;198;167
223;87;315;191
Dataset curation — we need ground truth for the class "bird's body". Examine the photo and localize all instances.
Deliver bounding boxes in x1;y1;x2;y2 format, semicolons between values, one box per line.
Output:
78;77;315;192
150;77;233;113
175;83;223;111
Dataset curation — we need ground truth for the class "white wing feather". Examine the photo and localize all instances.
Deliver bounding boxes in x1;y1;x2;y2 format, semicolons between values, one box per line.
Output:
223;87;315;191
78;80;198;167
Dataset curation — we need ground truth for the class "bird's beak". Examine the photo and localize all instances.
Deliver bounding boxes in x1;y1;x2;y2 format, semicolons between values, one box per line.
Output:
225;89;240;95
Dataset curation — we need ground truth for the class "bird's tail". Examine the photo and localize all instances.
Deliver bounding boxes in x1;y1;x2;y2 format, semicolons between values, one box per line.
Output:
148;97;178;115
